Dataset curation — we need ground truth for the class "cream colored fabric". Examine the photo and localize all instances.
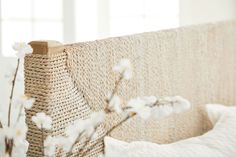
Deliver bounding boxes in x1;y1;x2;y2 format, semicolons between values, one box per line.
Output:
25;21;236;157
104;105;236;157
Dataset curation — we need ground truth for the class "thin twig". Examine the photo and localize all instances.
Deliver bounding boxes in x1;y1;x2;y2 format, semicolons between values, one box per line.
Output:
41;126;45;157
66;131;85;156
105;75;123;113
8;59;20;127
5;138;8;154
9;139;13;157
80;114;134;157
5;138;13;157
107;114;132;135
110;75;123;99
66;125;100;157
76;125;100;156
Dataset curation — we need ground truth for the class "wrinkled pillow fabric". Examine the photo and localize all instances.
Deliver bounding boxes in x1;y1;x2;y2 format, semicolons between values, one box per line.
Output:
104;104;236;157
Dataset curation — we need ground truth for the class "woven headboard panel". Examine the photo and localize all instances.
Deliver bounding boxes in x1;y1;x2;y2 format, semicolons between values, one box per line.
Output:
25;21;236;157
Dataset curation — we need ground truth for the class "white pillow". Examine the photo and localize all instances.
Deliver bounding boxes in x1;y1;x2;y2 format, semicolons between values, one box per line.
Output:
104;104;236;157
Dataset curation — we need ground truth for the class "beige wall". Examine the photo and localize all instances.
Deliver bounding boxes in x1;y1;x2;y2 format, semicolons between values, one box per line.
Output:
180;0;236;26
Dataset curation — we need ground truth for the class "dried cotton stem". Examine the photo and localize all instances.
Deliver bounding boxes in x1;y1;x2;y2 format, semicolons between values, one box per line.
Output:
8;59;20;127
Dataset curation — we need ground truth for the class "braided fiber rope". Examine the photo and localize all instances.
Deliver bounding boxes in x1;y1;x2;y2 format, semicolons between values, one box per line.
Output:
25;21;236;156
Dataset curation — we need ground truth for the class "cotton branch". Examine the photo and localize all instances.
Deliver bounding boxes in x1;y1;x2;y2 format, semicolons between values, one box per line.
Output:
5;138;14;157
8;58;20;127
41;127;45;157
105;74;123;113
40;58;191;157
76;125;100;156
66;130;85;156
79;113;134;157
105;59;132;113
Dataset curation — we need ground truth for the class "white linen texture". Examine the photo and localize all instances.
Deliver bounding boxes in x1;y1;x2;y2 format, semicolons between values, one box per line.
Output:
104;104;236;157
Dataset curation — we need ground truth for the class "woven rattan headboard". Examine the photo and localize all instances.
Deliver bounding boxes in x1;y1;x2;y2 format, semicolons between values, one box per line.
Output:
25;21;236;157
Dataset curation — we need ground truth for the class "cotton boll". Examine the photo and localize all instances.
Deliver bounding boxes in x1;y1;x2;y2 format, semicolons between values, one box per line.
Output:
54;136;73;153
113;59;131;73
109;95;122;113
14;122;28;141
161;96;172;104
17;95;35;110
79;111;105;138
91;131;99;140
142;96;157;106
127;98;145;114
113;65;122;73
123;68;132;80
160;96;191;114
85;125;95;138
12;42;33;59
113;103;123;114
0;121;28;152
23;97;35;110
74;119;87;132
0;124;27;141
119;59;131;69
44;136;56;157
152;105;174;120
65;111;105;141
89;111;106;127
152;107;165;120
12;139;29;157
65;124;79;140
171;96;191;113
65;119;87;142
161;105;174;116
1;127;15;139
137;107;152;120
64;124;75;136
127;97;152;119
128;97;145;108
14;138;29;151
32;112;52;130
113;59;132;80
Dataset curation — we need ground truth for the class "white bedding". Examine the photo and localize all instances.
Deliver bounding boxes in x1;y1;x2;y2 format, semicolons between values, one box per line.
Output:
105;104;236;157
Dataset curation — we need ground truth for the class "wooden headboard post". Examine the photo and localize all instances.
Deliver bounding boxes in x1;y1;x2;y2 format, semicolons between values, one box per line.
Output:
29;40;64;55
25;40;107;157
